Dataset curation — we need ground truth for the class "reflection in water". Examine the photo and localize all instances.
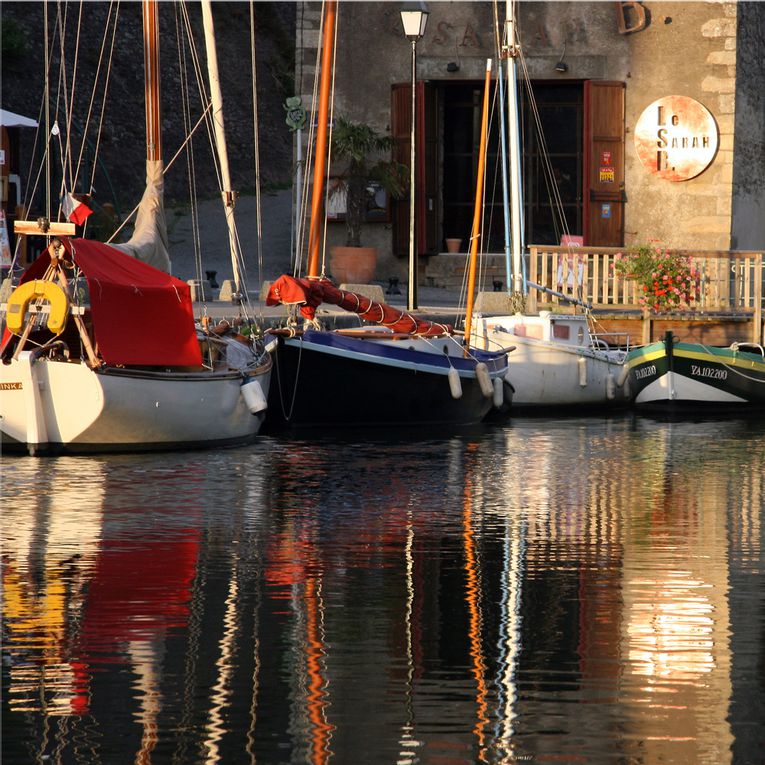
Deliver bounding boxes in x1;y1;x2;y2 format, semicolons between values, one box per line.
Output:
2;416;764;764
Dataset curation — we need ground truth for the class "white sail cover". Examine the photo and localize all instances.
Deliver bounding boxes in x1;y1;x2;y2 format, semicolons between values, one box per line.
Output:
113;159;171;273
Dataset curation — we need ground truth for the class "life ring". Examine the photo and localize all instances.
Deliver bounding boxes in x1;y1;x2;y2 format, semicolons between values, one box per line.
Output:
6;280;70;336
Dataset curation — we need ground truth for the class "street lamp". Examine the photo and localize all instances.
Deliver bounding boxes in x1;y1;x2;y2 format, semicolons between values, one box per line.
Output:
400;2;429;311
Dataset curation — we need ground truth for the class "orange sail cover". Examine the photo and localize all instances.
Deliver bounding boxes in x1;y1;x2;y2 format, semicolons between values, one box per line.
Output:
266;275;453;337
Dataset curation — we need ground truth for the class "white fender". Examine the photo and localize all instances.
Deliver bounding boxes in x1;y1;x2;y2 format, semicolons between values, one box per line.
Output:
241;378;267;414
606;372;616;400
448;366;463;399
492;376;504;408
578;356;587;387
616;363;629;387
475;362;493;397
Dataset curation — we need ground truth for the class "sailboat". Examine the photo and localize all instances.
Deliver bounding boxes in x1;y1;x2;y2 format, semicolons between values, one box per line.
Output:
0;0;272;455
467;1;629;410
265;1;508;429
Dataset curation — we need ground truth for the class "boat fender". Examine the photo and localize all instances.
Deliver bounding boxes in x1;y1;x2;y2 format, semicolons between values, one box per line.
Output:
606;372;616;400
476;362;493;397
241;378;267;414
492;376;504;408
578;356;587;387
448;366;463;400
6;280;69;336
616;363;629;387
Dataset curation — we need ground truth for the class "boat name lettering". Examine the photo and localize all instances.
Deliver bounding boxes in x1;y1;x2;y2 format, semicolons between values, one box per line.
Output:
0;382;22;390
691;364;727;380
634;365;656;379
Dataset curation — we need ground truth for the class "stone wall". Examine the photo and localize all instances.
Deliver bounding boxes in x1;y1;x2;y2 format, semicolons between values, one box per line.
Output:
623;1;739;251
295;1;758;282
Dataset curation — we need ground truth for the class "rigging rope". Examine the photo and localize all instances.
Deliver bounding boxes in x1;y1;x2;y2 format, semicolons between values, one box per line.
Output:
250;2;265;298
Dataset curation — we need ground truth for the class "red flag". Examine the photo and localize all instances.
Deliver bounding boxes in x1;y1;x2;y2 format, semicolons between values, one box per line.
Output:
62;193;93;226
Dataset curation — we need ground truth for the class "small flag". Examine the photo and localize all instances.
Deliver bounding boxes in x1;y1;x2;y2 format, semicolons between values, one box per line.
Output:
62;192;93;226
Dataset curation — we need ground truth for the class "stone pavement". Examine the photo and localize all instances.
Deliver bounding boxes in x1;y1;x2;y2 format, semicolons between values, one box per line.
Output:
169;190;473;325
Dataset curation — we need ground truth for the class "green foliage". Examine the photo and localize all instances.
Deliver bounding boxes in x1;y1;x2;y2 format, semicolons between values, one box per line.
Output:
612;243;701;314
330;117;407;247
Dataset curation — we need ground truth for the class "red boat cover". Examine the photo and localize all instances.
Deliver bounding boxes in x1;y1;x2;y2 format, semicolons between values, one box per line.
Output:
20;238;202;366
266;274;453;337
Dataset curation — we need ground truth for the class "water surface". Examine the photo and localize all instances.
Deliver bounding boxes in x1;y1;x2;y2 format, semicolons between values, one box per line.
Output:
3;415;764;764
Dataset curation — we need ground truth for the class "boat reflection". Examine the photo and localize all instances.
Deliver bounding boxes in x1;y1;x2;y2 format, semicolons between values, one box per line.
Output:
2;418;762;764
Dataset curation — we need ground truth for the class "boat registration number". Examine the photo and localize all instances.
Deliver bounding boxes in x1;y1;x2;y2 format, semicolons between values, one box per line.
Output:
634;365;656;379
691;364;728;380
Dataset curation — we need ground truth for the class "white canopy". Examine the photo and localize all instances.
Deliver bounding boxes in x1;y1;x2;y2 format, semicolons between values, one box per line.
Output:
0;109;38;128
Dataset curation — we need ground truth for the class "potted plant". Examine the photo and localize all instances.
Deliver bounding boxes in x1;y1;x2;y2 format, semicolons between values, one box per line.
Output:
328;117;407;284
612;242;701;313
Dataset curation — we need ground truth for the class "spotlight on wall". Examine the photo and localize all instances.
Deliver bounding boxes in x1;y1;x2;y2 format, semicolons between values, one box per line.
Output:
446;61;460;73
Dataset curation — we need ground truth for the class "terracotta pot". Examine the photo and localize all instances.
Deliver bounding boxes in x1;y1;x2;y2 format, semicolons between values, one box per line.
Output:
329;245;377;284
445;238;462;253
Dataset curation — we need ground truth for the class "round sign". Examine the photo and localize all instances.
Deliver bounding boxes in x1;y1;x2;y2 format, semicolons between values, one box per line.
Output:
634;96;718;182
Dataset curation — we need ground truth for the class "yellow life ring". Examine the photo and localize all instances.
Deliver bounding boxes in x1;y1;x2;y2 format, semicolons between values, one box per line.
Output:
6;280;70;336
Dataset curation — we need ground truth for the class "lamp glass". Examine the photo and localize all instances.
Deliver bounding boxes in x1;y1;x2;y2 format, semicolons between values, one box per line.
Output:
400;9;429;39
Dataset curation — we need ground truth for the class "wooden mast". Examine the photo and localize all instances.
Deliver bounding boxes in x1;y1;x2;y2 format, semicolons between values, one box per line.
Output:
306;0;337;279
142;0;161;164
463;59;493;351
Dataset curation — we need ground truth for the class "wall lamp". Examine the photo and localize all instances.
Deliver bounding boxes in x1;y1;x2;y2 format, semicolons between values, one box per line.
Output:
555;41;568;73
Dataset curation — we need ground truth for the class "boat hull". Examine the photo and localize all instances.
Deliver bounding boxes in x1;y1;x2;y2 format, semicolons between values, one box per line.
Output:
0;353;272;455
471;314;629;408
266;330;507;429
627;338;765;409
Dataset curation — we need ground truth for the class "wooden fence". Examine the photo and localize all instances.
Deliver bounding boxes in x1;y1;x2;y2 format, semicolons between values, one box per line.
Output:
527;245;763;333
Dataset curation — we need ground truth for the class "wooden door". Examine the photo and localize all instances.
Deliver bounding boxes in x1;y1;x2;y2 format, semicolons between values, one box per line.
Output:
583;81;625;246
391;82;438;257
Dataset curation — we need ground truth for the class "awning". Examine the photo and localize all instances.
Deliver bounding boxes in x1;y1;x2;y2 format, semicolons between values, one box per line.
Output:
0;109;39;129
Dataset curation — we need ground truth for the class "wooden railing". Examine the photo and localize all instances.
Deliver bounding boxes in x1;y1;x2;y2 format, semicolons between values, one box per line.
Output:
527;246;764;320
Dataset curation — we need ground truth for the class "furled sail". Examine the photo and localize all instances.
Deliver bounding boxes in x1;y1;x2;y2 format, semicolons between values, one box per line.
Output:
112;160;171;273
266;275;453;337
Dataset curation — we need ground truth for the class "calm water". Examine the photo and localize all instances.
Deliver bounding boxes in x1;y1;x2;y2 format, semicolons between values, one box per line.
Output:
2;415;764;765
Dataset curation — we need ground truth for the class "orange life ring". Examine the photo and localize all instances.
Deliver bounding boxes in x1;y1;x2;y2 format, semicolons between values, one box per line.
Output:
6;280;70;336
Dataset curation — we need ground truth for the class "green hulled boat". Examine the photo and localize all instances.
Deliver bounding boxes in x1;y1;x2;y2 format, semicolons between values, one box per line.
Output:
626;331;765;410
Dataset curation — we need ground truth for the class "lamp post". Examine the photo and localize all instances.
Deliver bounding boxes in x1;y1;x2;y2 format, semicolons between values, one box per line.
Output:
400;3;428;311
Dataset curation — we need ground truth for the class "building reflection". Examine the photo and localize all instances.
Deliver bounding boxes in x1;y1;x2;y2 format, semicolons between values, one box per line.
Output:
2;419;762;764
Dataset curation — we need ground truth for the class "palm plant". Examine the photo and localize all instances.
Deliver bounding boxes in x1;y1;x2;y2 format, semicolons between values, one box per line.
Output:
330;117;407;247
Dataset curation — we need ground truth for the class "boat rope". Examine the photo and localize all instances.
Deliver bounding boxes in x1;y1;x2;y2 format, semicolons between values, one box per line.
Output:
293;4;325;278
175;3;204;289
106;104;212;244
250;2;265;323
273;335;304;422
77;1;120;205
697;343;765;383
86;2;120;204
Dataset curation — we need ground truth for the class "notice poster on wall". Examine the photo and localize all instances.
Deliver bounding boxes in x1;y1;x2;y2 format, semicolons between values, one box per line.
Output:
0;210;11;267
599;166;615;183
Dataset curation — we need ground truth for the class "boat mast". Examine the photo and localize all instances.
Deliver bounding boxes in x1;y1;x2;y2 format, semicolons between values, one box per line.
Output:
505;0;524;296
143;0;161;164
201;0;244;298
306;0;337;279
463;59;493;350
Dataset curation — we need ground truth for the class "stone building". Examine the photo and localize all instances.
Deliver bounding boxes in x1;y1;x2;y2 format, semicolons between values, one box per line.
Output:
294;1;764;284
